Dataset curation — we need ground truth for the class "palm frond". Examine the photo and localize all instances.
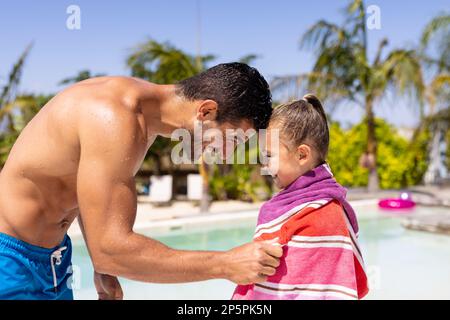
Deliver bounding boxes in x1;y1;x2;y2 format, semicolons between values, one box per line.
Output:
346;0;364;15
373;38;388;66
382;50;425;100
420;13;450;50
0;43;33;108
420;13;450;72
310;43;369;100
427;73;450;110
127;39;215;84
300;20;349;53
269;74;310;101
344;0;367;47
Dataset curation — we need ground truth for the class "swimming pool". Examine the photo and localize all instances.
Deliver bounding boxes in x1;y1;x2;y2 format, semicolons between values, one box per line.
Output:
72;204;450;300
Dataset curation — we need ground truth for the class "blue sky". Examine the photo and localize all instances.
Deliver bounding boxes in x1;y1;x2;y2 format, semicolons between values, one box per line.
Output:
0;0;448;127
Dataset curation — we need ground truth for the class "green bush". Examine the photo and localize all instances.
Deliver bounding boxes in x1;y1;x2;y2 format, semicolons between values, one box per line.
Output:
401;126;430;186
327;122;369;187
209;118;430;200
209;141;271;202
0;132;19;166
327;118;429;189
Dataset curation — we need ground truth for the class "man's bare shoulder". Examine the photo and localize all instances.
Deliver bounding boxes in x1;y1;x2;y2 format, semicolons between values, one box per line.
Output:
68;78;150;151
75;100;149;175
56;76;146;122
78;100;145;144
38;76;152;168
62;76;143;108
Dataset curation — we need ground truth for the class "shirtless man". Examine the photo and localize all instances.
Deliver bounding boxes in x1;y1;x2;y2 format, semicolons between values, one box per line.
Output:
0;63;281;300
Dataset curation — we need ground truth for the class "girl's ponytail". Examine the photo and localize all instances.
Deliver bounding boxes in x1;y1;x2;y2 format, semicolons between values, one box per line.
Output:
303;94;327;123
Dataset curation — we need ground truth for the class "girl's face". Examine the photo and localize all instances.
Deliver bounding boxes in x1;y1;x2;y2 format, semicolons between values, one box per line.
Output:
265;125;317;189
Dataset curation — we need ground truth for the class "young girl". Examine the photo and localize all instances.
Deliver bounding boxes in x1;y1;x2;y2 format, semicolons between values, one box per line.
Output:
232;94;369;300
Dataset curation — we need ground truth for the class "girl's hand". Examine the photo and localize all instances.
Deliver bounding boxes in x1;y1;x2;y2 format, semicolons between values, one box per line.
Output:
94;271;123;300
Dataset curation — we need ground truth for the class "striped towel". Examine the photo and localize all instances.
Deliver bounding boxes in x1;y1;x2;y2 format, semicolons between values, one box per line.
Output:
232;163;369;300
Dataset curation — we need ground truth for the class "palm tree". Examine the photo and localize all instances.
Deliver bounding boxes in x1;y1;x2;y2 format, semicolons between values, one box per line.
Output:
284;0;425;191
0;44;33;166
127;39;215;211
0;43;33;133
0;44;53;166
418;14;450;183
127;39;215;84
420;13;450;114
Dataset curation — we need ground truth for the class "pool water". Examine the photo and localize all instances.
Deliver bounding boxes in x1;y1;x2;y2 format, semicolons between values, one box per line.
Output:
72;205;450;300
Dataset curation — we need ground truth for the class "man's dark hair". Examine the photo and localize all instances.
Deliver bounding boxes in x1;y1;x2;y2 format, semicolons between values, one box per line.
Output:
176;62;272;130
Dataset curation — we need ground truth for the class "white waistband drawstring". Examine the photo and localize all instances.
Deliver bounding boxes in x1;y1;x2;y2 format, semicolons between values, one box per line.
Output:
50;246;67;292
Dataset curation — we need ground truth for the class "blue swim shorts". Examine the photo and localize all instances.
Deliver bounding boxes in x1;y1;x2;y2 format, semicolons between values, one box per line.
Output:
0;232;74;300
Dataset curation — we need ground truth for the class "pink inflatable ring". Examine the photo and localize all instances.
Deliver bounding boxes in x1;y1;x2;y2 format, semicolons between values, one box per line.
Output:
378;198;416;210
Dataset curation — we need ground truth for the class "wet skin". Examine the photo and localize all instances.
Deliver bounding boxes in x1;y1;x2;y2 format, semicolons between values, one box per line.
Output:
0;77;152;247
0;77;282;297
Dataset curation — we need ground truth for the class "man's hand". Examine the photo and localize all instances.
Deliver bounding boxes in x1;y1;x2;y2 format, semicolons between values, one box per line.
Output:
222;240;283;285
94;272;123;300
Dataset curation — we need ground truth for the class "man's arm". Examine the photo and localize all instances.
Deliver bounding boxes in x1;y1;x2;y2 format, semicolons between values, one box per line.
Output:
78;214;123;300
76;104;281;284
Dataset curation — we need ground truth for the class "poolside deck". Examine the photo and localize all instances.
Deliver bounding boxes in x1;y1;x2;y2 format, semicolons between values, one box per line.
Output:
348;185;450;207
67;185;450;240
402;213;450;235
